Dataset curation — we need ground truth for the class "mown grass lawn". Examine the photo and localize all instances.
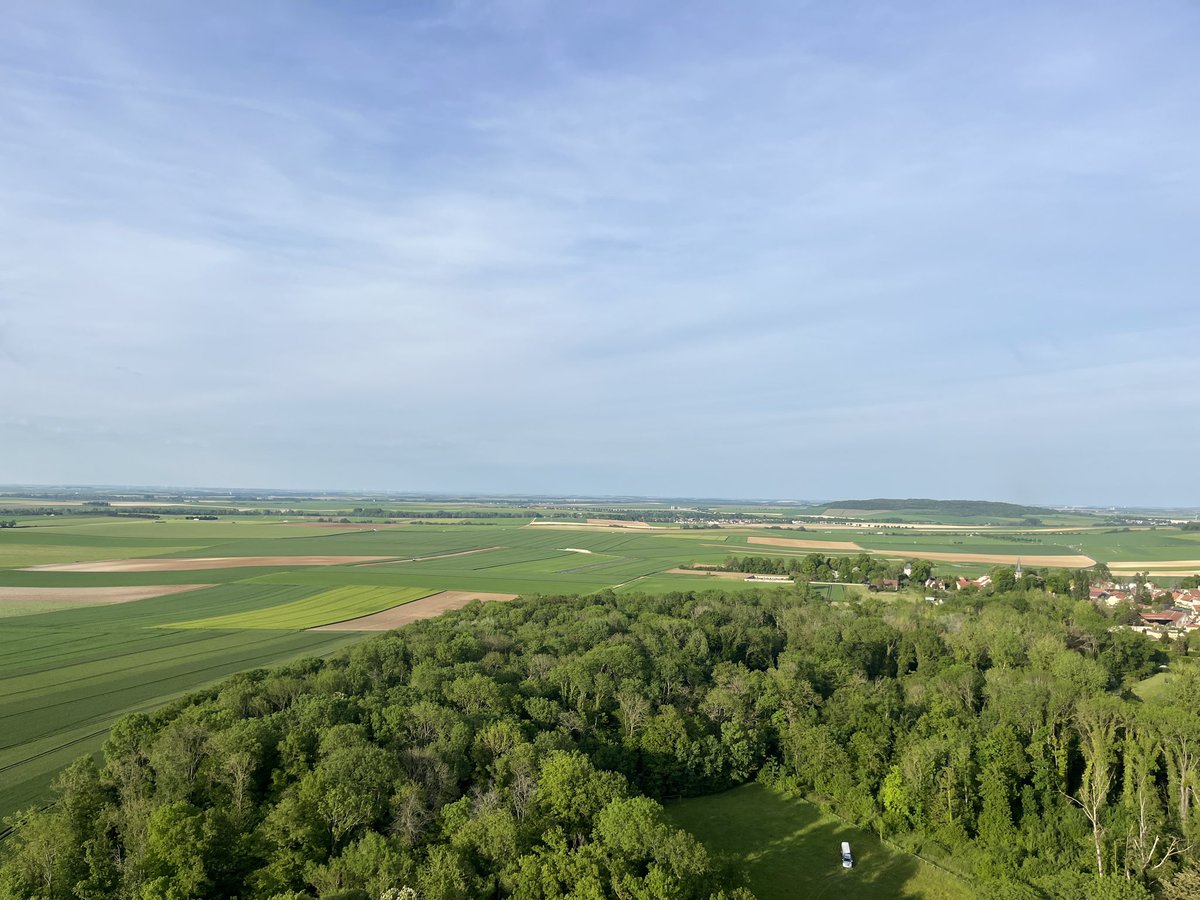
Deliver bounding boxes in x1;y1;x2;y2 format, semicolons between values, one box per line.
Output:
1132;657;1196;701
665;783;974;900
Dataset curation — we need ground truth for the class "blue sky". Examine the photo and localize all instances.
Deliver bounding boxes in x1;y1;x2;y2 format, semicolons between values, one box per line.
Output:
2;1;1198;504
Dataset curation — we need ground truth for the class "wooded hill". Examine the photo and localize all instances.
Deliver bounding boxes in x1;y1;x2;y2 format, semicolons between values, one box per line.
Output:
2;586;1196;899
819;499;1059;518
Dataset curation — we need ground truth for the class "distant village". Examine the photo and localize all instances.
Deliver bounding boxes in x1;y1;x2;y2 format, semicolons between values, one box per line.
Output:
948;571;1200;640
728;562;1200;642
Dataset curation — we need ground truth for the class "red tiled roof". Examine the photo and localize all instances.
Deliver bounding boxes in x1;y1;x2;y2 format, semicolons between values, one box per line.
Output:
1143;610;1186;624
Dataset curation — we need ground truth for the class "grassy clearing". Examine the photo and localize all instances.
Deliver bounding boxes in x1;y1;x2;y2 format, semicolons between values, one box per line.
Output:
665;783;973;900
1132;658;1196;701
1134;670;1174;702
807;582;872;601
162;585;434;630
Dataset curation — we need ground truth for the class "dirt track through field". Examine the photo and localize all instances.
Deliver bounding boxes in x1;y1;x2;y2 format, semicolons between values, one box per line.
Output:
0;585;213;604
23;555;394;573
747;537;865;551
356;547;502;567
310;590;519;631
1108;560;1200;569
527;522;665;531
666;568;795;582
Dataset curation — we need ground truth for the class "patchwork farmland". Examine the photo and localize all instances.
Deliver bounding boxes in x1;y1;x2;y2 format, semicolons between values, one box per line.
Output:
2;497;1198;823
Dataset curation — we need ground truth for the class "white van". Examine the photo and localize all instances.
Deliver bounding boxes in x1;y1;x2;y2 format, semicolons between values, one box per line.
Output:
841;841;853;868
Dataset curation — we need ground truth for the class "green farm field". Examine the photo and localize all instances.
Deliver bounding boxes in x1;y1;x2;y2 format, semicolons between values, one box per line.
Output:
666;783;974;900
2;505;1198;825
164;585;434;629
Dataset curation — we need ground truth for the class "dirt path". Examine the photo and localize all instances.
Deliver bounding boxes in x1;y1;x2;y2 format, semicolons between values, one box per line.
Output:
0;585;213;604
355;547;501;567
528;522;666;531
664;568;793;581
667;568;751;579
24;555;394;573
310;590;519;631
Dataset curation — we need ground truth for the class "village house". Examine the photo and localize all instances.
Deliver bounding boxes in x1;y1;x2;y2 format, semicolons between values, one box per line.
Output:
1141;609;1191;628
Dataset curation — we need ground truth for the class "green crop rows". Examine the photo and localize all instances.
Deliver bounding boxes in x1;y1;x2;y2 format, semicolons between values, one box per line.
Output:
163;585;434;630
3;510;1199;822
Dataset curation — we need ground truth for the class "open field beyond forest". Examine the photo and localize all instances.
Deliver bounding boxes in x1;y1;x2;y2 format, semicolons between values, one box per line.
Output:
1;496;1198;824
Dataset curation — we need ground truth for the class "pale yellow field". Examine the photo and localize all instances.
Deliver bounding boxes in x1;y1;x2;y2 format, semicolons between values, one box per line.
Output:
24;555;394;572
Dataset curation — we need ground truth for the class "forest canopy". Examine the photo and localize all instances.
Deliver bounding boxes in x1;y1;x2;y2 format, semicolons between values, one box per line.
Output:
1;586;1194;899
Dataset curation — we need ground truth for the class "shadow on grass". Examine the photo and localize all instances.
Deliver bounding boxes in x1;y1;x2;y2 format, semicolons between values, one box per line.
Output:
666;782;970;900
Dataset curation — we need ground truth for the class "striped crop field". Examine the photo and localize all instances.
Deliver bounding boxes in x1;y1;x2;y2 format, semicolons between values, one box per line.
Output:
3;506;1199;826
160;585;434;630
0;626;355;817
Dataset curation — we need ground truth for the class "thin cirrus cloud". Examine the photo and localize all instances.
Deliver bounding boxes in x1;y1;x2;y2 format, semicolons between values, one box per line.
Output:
0;0;1197;504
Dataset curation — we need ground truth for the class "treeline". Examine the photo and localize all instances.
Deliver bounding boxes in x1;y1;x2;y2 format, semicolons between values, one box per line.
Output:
0;508;166;521
583;510;784;525
3;588;1197;899
710;552;1113;600
349;509;541;520
0;506;230;519
820;498;1056;517
711;552;933;585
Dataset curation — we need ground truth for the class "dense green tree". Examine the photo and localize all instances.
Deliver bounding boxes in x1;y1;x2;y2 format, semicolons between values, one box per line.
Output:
2;586;1193;898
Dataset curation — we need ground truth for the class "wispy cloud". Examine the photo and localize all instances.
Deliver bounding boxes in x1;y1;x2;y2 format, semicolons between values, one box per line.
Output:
1;0;1197;502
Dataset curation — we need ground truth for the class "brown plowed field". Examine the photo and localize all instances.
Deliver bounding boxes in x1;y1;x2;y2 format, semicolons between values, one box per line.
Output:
310;590;519;631
24;555;394;573
747;537;865;551
0;585;213;604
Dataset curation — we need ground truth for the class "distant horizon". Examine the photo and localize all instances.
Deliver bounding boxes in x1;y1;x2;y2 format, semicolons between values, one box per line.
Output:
4;482;1200;513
